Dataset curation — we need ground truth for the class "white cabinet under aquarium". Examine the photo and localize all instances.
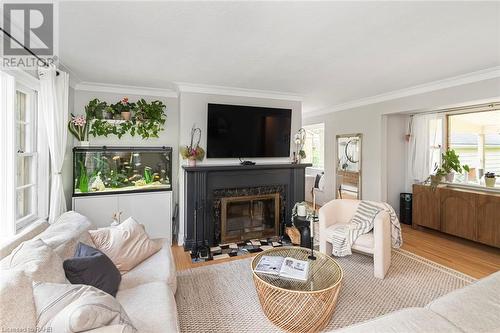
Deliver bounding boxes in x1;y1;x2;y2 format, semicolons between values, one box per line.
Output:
72;146;173;242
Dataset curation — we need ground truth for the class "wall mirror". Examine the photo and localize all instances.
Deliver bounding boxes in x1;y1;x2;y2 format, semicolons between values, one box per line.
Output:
336;134;362;199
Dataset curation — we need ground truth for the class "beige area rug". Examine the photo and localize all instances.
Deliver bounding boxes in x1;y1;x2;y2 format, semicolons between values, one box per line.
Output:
176;249;475;332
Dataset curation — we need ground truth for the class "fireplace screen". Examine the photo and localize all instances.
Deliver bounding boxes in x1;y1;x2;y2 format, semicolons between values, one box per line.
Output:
221;193;280;243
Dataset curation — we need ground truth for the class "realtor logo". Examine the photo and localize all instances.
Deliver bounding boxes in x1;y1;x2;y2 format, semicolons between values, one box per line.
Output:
2;3;53;56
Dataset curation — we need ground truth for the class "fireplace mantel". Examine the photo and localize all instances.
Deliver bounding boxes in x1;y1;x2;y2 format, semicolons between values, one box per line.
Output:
182;163;311;250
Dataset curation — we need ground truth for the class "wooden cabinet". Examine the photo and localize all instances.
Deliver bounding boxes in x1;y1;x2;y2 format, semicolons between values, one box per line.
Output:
412;184;500;248
440;188;477;240
477;195;500;247
412;185;440;230
73;191;173;242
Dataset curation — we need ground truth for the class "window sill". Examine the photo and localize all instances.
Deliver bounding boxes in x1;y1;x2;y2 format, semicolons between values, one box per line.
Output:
443;182;500;194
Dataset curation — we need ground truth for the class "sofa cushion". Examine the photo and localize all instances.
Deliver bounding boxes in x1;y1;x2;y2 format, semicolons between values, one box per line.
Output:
116;282;179;333
332;308;462;333
427;270;500;333
64;242;121;297
0;270;36;332
0;219;49;260
120;239;176;293
33;282;136;333
39;211;95;260
0;238;66;283
89;217;162;273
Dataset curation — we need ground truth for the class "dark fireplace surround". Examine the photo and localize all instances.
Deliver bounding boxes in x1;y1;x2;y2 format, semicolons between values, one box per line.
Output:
182;164;309;251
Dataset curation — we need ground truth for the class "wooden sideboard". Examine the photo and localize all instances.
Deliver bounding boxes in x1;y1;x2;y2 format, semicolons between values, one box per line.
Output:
412;184;500;248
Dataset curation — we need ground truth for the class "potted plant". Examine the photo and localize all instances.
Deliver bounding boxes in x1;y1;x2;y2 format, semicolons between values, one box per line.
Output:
180;127;205;166
440;149;462;182
135;99;166;121
68;114;89;146
485;172;496;188
114;97;134;121
293;128;306;164
103;105;115;120
84;98;107;119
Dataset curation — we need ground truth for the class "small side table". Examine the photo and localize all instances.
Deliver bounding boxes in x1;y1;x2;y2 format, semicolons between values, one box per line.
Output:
292;216;311;248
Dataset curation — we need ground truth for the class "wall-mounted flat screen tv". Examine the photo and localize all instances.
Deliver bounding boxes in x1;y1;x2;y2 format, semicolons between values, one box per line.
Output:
207;103;292;158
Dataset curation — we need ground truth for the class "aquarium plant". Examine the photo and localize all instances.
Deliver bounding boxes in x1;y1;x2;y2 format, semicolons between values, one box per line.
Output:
78;161;89;193
144;167;153;184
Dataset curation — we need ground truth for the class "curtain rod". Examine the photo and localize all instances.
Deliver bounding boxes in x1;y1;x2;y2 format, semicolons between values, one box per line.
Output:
0;26;59;76
410;102;500;117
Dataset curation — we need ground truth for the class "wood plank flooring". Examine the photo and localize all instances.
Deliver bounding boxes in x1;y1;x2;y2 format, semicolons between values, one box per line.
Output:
172;224;500;279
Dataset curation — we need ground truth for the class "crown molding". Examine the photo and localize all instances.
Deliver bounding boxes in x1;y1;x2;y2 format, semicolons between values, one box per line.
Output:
175;82;303;101
74;82;178;98
304;66;500;118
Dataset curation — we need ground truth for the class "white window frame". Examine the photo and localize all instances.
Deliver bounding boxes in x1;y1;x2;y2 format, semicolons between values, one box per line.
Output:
303;123;325;170
15;85;39;229
0;69;49;237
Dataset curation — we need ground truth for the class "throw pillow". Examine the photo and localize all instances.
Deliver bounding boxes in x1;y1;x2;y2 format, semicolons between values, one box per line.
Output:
89;217;162;273
0;270;36;332
0;238;66;283
33;282;136;333
39;211;95;260
64;242;121;296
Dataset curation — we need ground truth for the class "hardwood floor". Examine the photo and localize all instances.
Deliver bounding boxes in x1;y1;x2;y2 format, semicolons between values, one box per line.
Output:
172;224;500;279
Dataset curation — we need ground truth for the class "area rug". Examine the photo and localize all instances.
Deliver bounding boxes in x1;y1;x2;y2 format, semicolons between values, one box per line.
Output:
175;249;475;332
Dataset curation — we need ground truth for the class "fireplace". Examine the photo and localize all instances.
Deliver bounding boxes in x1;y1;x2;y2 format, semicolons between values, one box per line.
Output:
221;193;280;243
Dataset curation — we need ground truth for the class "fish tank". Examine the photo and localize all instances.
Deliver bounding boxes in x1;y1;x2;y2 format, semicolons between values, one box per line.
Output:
73;146;172;196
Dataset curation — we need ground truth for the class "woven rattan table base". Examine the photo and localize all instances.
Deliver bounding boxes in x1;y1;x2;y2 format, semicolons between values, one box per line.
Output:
251;247;343;333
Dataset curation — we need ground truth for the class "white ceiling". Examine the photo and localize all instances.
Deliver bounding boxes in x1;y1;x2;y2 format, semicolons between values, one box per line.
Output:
58;1;500;113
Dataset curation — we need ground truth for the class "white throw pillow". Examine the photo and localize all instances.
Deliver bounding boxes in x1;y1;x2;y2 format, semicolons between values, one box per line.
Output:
33;282;136;333
89;217;162;273
0;270;36;331
39;211;95;260
0;238;66;283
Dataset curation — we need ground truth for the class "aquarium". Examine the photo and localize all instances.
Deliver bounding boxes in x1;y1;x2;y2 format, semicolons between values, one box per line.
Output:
73;146;172;196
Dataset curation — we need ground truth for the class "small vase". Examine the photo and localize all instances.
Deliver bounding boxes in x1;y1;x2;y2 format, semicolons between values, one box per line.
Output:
445;173;454;183
188;159;196;167
485;177;496;188
79;141;90;147
121;111;131;121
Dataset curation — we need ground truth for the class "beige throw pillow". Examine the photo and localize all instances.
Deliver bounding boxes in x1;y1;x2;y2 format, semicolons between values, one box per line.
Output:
0;238;66;283
89;217;162;273
0;270;37;332
33;282;136;333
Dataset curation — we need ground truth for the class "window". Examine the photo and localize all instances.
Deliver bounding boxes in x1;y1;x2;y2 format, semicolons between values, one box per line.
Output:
429;117;443;173
303;123;325;169
448;110;500;183
15;87;39;228
0;70;48;238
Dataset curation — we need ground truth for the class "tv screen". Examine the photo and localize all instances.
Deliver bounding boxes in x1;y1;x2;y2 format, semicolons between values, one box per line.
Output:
207;103;292;158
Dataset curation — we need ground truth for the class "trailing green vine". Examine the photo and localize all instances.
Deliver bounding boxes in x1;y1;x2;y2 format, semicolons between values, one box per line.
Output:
84;97;167;139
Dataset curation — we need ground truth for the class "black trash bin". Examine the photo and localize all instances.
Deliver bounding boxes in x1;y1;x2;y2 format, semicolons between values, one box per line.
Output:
400;193;412;225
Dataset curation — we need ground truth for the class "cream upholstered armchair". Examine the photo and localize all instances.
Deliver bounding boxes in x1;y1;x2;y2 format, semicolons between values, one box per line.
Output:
319;199;392;279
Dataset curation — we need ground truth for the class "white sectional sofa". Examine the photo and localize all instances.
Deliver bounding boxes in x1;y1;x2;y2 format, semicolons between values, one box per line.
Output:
333;269;500;333
0;211;179;333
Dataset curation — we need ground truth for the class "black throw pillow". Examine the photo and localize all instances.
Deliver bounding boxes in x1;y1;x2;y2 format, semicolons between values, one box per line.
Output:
63;242;121;297
314;172;324;189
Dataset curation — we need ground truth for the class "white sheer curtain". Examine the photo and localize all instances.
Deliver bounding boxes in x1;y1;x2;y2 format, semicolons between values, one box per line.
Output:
0;71;16;238
407;113;441;189
39;67;69;223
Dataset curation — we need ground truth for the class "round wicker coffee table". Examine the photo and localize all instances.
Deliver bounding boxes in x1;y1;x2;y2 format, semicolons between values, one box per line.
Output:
251;247;343;333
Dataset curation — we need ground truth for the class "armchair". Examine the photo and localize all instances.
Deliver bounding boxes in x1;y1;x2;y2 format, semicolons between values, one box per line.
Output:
319;199;392;279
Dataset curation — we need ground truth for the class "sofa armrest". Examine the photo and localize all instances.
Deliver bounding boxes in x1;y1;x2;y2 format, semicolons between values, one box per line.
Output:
373;210;391;279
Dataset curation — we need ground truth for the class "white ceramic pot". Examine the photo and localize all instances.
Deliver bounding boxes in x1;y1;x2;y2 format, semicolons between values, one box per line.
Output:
79;141;90;147
485;177;496;188
188;159;196;167
445;173;455;183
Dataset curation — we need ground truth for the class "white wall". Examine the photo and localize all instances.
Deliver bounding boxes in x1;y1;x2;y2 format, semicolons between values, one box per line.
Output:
303;77;500;209
177;91;302;244
64;89;179;211
385;114;410;216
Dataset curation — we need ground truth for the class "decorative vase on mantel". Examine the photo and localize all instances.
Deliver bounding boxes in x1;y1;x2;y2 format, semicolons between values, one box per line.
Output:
188;159;196;167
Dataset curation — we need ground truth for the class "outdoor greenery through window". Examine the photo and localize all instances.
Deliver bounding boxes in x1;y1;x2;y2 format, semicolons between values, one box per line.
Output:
303;123;325;169
448;110;500;185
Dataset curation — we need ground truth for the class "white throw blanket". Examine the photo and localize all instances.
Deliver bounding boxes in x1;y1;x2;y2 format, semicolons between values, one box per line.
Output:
329;201;402;257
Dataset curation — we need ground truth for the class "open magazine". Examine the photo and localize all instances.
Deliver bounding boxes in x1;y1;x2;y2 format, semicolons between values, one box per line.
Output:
254;255;309;281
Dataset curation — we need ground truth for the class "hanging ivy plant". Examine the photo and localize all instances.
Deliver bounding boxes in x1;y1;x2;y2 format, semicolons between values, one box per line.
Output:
84;98;167;139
